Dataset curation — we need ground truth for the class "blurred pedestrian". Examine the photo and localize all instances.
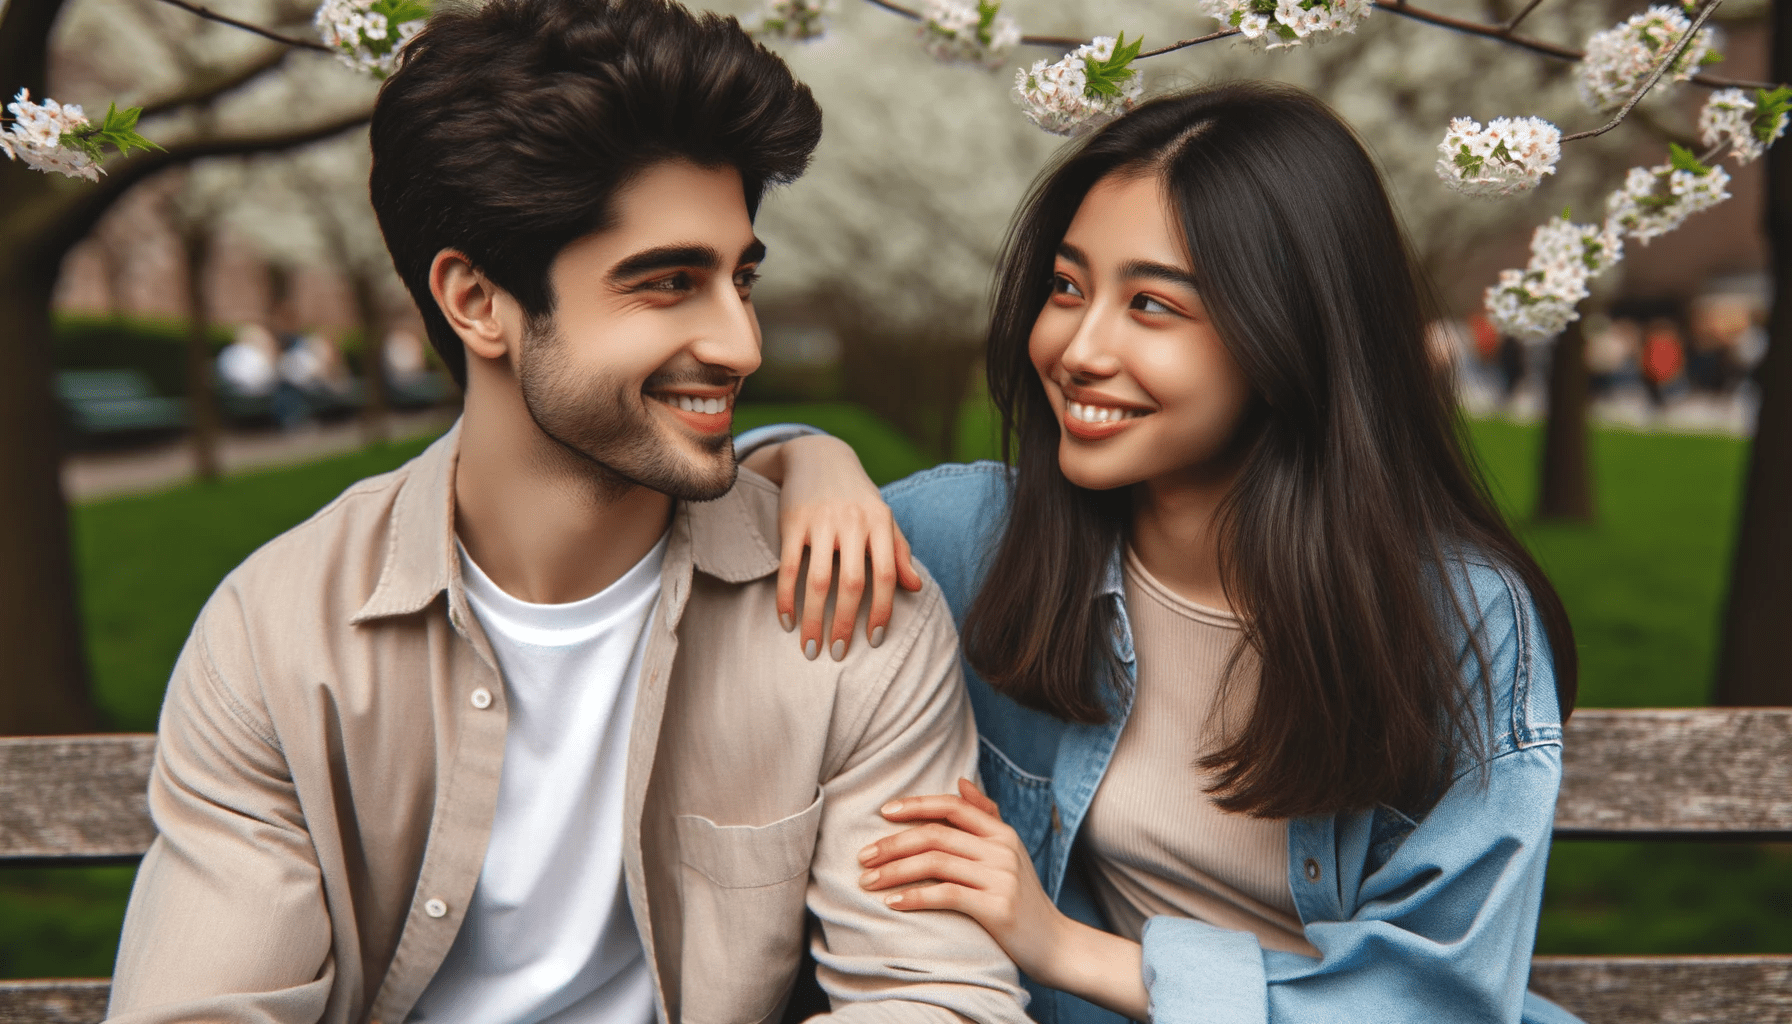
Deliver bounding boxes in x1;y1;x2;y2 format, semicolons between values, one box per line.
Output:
1640;318;1685;407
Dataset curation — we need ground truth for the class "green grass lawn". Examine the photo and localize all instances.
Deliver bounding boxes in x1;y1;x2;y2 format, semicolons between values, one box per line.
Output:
2;403;1786;979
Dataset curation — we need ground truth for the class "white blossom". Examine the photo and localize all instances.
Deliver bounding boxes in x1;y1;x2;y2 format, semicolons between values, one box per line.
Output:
1578;5;1717;113
1483;215;1622;339
1197;0;1371;50
315;0;427;77
0;89;101;181
1605;159;1731;244
1435;116;1560;198
1013;36;1143;137
919;0;1020;69
747;0;831;41
1699;88;1787;165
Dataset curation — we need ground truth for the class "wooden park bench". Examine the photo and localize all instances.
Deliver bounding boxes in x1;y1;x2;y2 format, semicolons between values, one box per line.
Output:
1;709;1788;1024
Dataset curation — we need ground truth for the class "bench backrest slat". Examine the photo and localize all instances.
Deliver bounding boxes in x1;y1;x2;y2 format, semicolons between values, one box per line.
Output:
1555;709;1792;840
5;709;1789;859
0;736;156;860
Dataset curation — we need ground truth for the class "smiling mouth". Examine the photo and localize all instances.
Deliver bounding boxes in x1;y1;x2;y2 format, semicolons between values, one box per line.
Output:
648;388;736;433
1066;400;1147;424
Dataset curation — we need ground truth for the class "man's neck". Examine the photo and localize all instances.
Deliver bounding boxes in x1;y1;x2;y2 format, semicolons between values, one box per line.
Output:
453;390;672;606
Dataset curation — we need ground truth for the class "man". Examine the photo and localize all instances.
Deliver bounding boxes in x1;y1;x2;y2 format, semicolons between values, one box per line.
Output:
105;1;1028;1021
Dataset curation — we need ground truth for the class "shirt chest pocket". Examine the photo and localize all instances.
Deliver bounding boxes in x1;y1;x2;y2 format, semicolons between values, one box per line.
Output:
674;790;825;1024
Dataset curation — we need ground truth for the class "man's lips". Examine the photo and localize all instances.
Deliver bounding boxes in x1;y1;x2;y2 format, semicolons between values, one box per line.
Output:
650;387;736;434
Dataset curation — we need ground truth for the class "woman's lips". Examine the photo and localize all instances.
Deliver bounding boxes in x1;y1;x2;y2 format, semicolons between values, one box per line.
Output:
1062;398;1147;440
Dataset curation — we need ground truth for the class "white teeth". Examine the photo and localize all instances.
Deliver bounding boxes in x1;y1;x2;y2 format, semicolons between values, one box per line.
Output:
1067;400;1140;424
662;394;728;415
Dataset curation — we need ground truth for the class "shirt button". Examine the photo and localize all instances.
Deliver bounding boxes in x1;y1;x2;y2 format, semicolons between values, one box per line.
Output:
1050;805;1062;833
1304;858;1322;882
470;687;492;710
424;898;448;918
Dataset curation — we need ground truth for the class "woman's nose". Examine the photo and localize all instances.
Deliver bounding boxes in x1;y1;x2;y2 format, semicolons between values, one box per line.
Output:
1059;311;1123;379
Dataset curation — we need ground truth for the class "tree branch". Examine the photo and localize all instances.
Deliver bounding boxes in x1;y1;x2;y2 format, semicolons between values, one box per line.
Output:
0;0;69;104
1562;0;1724;143
147;0;330;51
33;106;371;268
137;47;293;120
1503;0;1550;34
856;0;1088;49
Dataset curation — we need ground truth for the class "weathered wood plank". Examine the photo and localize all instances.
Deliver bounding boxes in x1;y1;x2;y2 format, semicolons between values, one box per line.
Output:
0;980;108;1024
0;735;156;860
1531;954;1792;1023
1556;709;1792;839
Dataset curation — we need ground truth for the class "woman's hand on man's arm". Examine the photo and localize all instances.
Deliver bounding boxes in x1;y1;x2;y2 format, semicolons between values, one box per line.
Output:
861;779;1151;1021
741;434;922;661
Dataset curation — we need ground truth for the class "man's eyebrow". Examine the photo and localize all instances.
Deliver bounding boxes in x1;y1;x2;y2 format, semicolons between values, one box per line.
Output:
1056;242;1088;268
1119;258;1200;290
740;238;767;266
607;243;722;283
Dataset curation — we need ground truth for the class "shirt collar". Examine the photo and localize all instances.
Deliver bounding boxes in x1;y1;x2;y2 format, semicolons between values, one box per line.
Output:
351;422;781;625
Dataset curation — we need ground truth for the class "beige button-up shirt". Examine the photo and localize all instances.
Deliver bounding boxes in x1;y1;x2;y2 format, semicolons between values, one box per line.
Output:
108;426;1027;1024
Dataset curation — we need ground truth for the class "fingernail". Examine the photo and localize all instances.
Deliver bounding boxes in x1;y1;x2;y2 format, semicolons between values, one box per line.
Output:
831;639;846;661
882;800;902;815
870;625;885;648
884;893;903;906
780;613;794;632
804;639;818;661
859;869;880;885
858;844;877;863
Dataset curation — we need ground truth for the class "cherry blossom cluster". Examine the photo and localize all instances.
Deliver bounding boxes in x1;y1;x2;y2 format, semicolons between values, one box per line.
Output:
1698;87;1791;165
0;89;101;181
748;0;831;41
919;0;1021;69
1577;4;1717;113
1484;216;1621;339
1197;0;1372;50
1605;154;1731;245
314;0;428;77
1013;35;1143;138
1435;116;1561;198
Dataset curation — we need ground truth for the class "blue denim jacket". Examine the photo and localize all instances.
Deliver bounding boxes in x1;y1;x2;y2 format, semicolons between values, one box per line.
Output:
735;429;1581;1024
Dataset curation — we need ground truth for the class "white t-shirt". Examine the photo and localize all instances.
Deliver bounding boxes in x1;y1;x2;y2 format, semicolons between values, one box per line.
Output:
408;534;669;1024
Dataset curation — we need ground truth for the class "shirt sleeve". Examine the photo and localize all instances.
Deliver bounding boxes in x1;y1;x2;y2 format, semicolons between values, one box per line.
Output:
734;422;828;460
1137;566;1569;1024
108;606;336;1024
802;582;1033;1024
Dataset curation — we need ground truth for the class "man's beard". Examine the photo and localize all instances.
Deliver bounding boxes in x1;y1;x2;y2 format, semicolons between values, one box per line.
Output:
517;315;739;502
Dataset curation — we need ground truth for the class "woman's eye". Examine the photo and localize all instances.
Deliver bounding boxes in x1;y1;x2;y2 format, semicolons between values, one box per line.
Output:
1051;275;1084;298
1131;294;1173;315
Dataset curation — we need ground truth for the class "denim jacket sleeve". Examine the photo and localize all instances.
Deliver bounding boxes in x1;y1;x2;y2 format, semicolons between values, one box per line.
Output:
1140;558;1572;1024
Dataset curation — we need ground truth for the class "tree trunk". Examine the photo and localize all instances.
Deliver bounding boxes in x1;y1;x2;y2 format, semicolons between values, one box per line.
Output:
1714;0;1792;706
1536;318;1596;523
183;225;223;481
0;172;104;734
352;271;390;446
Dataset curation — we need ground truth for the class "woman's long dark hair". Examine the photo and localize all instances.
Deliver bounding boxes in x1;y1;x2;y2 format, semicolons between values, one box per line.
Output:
961;81;1577;820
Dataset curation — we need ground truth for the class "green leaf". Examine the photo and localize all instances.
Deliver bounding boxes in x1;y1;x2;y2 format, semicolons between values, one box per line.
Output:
1080;31;1142;100
1668;142;1711;175
1454;145;1484;176
1488;139;1516;166
1751;86;1792;144
1698;50;1724;66
975;0;1000;46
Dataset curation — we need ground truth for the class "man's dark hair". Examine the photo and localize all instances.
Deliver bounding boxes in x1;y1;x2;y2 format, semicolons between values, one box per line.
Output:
369;0;823;387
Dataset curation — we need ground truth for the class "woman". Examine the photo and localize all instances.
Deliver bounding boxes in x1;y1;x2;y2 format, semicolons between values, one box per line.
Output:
741;81;1581;1024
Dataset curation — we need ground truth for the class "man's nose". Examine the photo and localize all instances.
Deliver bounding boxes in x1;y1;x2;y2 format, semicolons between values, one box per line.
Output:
693;281;762;378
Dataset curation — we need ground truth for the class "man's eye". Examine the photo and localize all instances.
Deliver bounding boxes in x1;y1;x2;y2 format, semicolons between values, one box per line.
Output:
1131;294;1172;315
735;268;762;291
645;272;693;292
1051;274;1083;298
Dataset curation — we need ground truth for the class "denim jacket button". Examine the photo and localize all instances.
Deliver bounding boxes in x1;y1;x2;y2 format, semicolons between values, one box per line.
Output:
1304;858;1322;882
1051;805;1062;833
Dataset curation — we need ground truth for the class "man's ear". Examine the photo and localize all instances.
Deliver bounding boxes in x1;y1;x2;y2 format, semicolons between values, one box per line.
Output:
429;249;517;362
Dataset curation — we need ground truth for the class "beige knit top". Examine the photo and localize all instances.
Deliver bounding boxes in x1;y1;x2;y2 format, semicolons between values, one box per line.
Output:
1081;548;1321;958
